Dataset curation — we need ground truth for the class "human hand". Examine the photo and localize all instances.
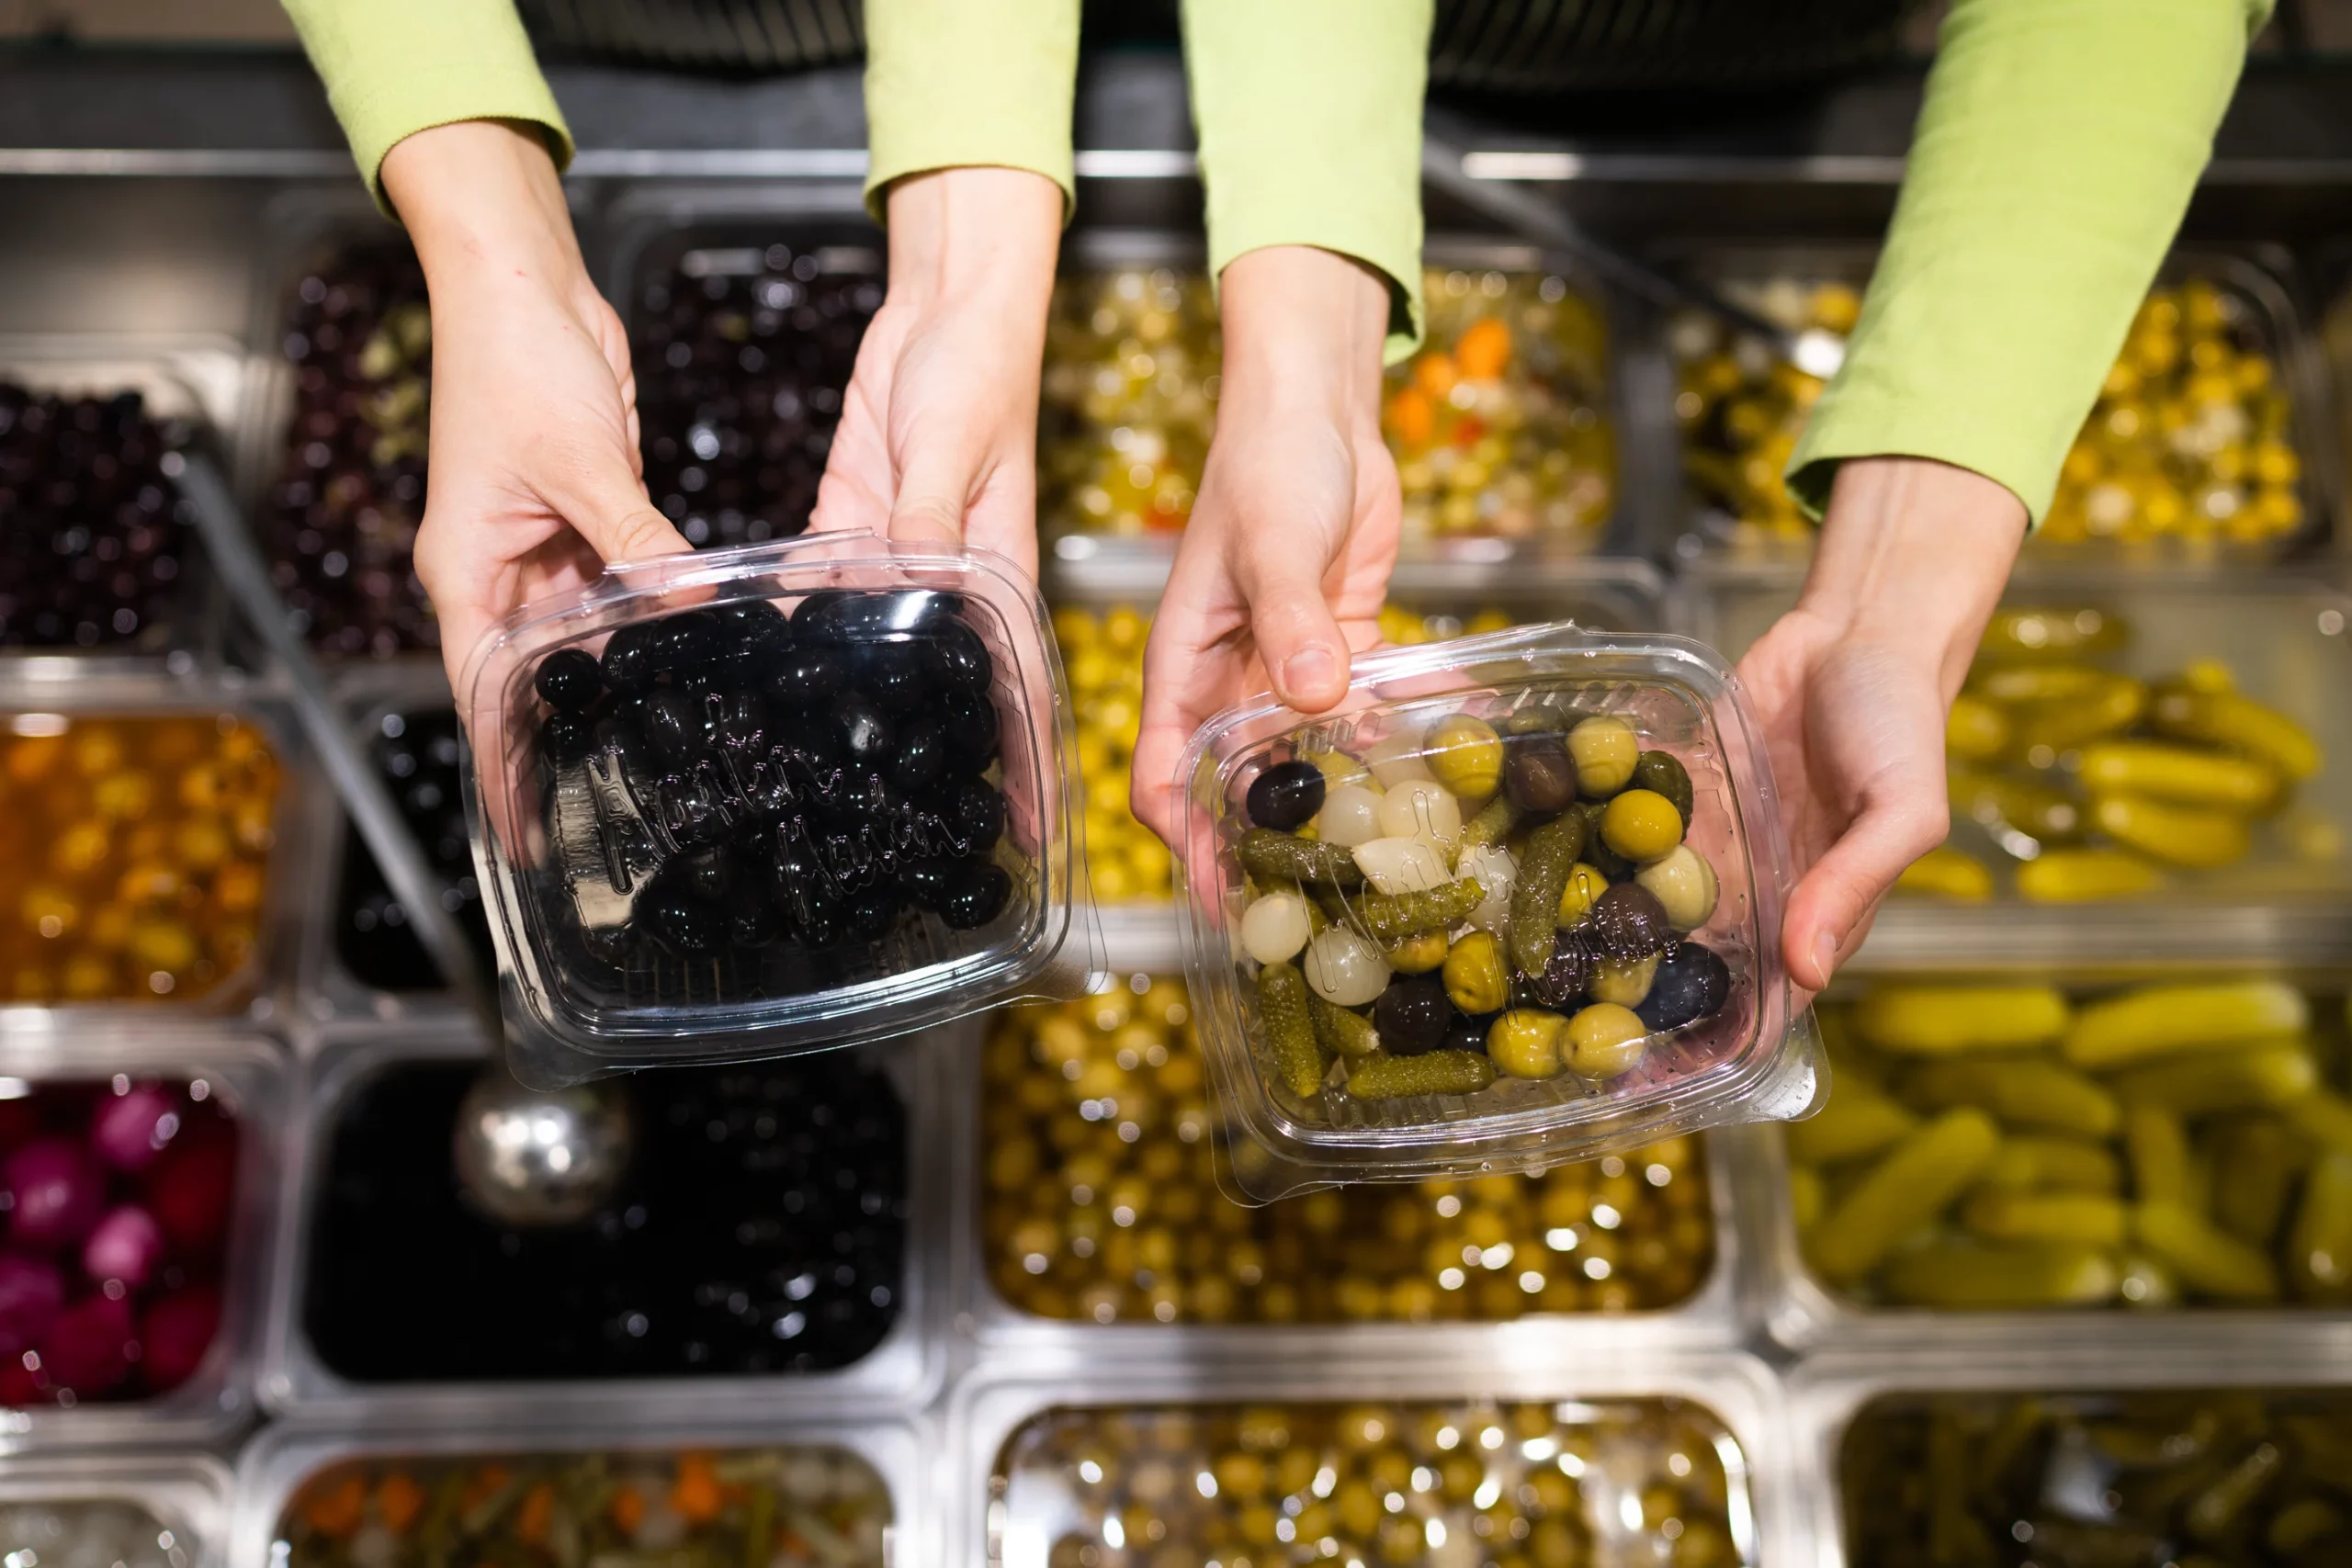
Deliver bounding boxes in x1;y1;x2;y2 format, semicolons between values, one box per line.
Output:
809;165;1061;579
1130;246;1399;852
1735;457;2027;990
386;120;690;704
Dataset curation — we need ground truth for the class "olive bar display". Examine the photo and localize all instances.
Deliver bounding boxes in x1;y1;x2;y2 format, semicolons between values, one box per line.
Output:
329;705;492;994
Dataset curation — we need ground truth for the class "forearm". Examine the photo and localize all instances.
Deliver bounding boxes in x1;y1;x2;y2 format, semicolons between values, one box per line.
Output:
1217;248;1391;436
880;168;1061;324
1182;0;1431;362
862;0;1080;221
1790;0;2269;523
280;0;570;213
381;122;584;295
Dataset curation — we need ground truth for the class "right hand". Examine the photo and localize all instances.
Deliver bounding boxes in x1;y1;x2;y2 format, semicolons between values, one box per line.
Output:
1131;246;1401;859
809;165;1062;580
386;120;691;704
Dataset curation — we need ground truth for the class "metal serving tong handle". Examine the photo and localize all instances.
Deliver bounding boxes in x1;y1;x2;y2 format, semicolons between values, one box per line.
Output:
1420;136;1848;379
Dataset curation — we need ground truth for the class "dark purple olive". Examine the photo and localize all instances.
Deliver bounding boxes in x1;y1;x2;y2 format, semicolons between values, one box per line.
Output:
541;710;594;764
862;641;932;707
708;688;768;751
899;857;956;910
1528;941;1593;1009
600;624;657;694
941;862;1012;930
1442;1012;1495;1056
843;889;899;943
948;778;1005;852
835;695;895;767
794;896;842;949
643;886;726;956
890;718;948;795
725;881;782;947
678;847;733;902
1637;943;1731;1032
764;646;850;708
641;688;707;762
534;648;604;711
924;621;993;693
1503;733;1577;818
940;689;999;768
1373;974;1453;1056
1588;883;1672;960
645;609;721;673
1245;760;1326;832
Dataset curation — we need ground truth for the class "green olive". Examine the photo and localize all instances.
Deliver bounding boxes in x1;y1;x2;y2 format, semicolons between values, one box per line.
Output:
1589;953;1659;1008
1488;1010;1568;1078
1427;715;1503;801
1441;931;1509;1015
1384;927;1450;974
1600;789;1684;862
1567;1003;1649;1077
1567;716;1639;797
1633;751;1694;828
1555;863;1608;927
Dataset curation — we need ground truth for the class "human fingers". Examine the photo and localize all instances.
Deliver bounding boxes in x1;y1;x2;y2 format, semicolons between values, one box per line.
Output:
1781;765;1949;990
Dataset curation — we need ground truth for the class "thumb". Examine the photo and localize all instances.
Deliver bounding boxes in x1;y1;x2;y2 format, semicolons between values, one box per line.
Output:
885;446;976;549
555;441;693;566
1234;526;1351;714
1781;788;1947;991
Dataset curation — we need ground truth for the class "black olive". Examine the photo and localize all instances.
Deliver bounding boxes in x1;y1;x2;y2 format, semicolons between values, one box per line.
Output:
541;710;594;763
641;687;708;762
1245;760;1326;832
843;889;899;943
1589;883;1671;960
899;857;956;910
794;896;842;949
765;646;849;709
1528;940;1594;1009
1637;942;1731;1032
1373;974;1454;1056
861;640;933;709
600;624;657;694
708;688;768;752
798;589;956;644
948;777;1005;852
642;886;726;956
940;689;999;768
712;597;787;632
940;861;1012;930
534;648;605;711
923;621;993;693
890;718;948;795
1504;733;1577;818
1442;1012;1496;1056
645;608;721;674
728;615;794;664
678;847;733;902
828;768;893;824
833;694;896;767
725;881;782;947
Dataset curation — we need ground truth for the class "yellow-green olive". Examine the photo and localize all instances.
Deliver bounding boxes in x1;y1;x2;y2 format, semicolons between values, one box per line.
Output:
1567;1003;1649;1077
1555;863;1608;927
1488;1010;1569;1079
1589;953;1660;1008
1441;931;1509;1015
1567;716;1639;797
1600;788;1684;862
1384;927;1450;974
1427;715;1503;801
1635;844;1719;930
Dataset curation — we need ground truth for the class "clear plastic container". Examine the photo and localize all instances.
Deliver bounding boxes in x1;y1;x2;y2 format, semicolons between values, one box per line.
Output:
1176;622;1819;1199
461;532;1097;1086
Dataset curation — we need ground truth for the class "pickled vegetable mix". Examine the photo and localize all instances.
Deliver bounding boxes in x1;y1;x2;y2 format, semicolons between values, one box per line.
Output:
1899;606;2333;904
1842;1390;2352;1566
1792;981;2352;1309
992;1399;1749;1568
275;1449;889;1568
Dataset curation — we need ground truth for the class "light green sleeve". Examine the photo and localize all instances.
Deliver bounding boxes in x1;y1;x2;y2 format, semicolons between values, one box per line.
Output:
280;0;572;215
1182;0;1432;363
862;0;1081;221
1788;0;2271;525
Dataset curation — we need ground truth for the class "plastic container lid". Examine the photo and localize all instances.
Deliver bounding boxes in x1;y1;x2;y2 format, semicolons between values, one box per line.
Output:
1176;621;1821;1200
463;533;1098;1086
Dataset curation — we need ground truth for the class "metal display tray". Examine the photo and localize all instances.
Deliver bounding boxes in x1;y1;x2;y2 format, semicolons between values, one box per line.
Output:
255;1022;950;1423
0;333;243;672
0;1031;285;1453
1678;558;2352;969
946;1350;1800;1568
0;1452;234;1568
0;668;323;1031
231;1411;935;1568
1661;243;2346;569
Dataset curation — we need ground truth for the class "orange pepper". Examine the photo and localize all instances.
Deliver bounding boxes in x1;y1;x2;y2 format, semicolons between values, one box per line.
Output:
670;1454;725;1524
1413;352;1459;400
609;1486;647;1538
1452;415;1487;450
375;1472;425;1536
1454;317;1512;380
515;1483;554;1548
459;1464;512;1516
1385;387;1434;449
301;1473;368;1539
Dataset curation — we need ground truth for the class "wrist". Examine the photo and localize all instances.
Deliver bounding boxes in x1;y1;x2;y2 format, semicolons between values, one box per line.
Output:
382;120;584;299
880;166;1060;320
1216;246;1388;434
1797;457;2027;695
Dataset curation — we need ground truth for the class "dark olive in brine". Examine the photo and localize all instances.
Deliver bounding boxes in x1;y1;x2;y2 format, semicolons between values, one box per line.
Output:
941;689;1000;767
535;648;605;711
899;857;957;910
1373;974;1453;1055
645;608;721;674
1633;751;1694;829
764;646;851;708
600;624;657;694
1588;883;1672;960
890;718;949;795
835;694;895;765
1245;760;1327;832
677;847;733;903
924;620;992;692
844;889;899;943
1637;942;1730;1032
1442;1012;1495;1056
541;710;594;764
941;861;1012;930
864;640;933;707
708;688;768;751
641;687;708;762
725;881;783;947
1503;732;1577;818
1528;941;1593;1009
949;777;1006;852
642;884;727;956
794;897;842;949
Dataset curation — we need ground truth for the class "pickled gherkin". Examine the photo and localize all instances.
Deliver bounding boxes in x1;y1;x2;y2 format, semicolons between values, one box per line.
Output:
2111;1043;2316;1114
1345;1049;1498;1100
1507;810;1587;977
2017;848;2163;902
1962;1190;2128;1247
1978;605;2128;660
2064;980;2308;1068
1306;989;1382;1059
1238;829;1364;889
1843;1389;2352;1567
2078;739;2279;809
1257;961;1330;1099
2151;683;2322;781
1854;985;2068;1055
1341;876;1485;945
2134;1201;2280;1300
1879;1242;2119;1309
1904;1058;2120;1138
2091;792;2252;869
1977;1135;2123;1195
1807;1109;1999;1284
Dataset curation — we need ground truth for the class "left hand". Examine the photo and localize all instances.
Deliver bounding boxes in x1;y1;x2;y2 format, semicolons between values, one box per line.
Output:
1736;456;2027;990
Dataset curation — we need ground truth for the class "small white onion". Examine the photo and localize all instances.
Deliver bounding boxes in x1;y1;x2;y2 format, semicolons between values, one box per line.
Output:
1239;891;1313;965
1352;836;1452;895
1457;844;1519;934
1314;783;1385;848
1303;928;1391;1007
1364;728;1436;789
1375;778;1464;850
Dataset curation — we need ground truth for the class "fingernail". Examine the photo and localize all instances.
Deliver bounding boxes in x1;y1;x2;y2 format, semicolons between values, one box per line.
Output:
1282;647;1338;698
1811;932;1839;983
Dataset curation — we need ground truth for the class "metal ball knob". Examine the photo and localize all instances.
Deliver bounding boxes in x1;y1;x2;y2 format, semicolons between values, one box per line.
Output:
451;1070;634;1227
